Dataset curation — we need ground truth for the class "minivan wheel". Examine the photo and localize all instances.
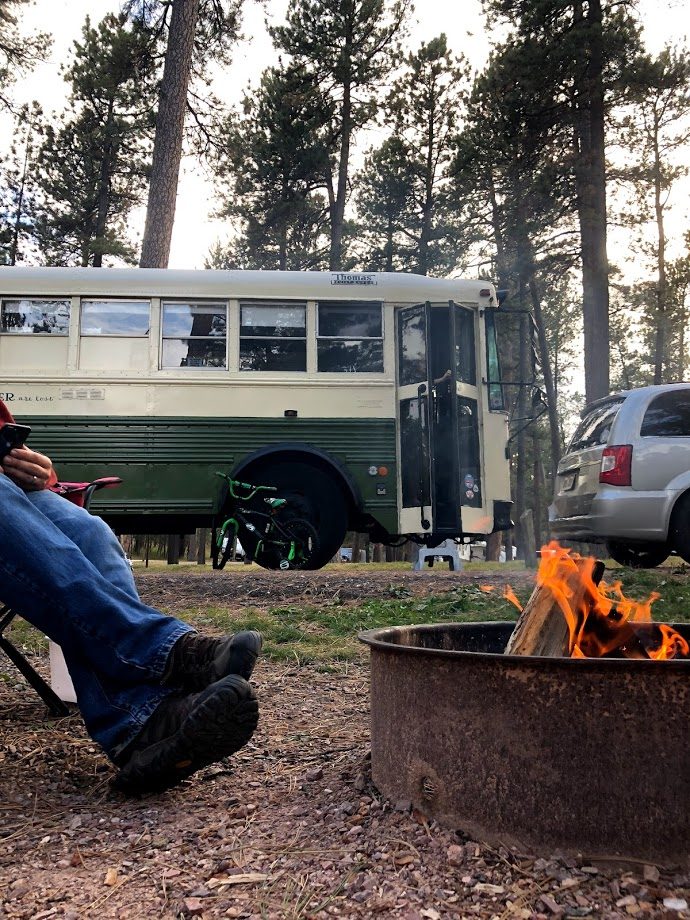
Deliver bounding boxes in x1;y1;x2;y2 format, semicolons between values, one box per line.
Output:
669;492;690;565
605;540;669;569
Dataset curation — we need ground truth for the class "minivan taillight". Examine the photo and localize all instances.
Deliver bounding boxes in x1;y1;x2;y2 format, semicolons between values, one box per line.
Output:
599;445;633;486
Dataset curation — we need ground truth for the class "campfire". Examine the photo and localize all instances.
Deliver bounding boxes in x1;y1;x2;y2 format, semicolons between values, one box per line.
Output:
499;541;689;661
360;544;690;865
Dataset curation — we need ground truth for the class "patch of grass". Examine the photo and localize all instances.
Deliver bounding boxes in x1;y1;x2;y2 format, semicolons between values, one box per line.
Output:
180;564;690;663
181;585;526;664
602;563;690;623
4;560;688;676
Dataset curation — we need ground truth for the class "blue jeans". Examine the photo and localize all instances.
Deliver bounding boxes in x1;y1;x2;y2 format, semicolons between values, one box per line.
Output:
0;473;192;760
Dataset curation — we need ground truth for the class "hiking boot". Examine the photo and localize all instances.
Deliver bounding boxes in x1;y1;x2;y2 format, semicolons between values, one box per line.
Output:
162;630;263;690
112;673;259;795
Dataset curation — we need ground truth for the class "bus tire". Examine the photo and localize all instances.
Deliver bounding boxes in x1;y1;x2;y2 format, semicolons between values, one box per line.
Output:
244;460;348;569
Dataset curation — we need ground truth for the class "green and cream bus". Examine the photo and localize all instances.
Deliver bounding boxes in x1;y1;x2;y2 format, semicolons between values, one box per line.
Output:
0;267;512;567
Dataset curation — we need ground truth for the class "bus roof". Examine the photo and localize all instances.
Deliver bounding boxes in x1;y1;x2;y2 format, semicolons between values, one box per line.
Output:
0;267;497;304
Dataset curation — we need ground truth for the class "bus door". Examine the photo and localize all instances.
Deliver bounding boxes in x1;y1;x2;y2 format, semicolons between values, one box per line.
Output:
397;303;433;534
397;301;482;537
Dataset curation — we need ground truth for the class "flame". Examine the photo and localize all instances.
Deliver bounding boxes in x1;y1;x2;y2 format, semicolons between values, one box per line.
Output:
480;584;523;611
536;541;688;660
503;585;523;612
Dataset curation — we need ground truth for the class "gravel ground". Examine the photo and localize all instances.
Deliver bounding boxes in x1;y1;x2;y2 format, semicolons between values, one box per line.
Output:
1;568;688;920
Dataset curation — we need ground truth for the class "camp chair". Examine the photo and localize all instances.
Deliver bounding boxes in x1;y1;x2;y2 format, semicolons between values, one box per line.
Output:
0;476;122;717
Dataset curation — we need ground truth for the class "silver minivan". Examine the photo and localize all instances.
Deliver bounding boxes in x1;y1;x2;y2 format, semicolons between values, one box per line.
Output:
549;383;690;567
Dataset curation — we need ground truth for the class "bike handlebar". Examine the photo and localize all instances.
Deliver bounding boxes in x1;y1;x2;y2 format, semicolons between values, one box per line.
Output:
215;472;278;501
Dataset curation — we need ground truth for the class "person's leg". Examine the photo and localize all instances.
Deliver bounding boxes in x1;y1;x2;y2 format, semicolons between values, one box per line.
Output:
0;474;261;789
27;488;138;598
25;489;263;691
0;473;191;755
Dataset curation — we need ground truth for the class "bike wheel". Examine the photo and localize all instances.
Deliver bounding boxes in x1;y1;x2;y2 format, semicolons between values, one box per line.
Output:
280;518;320;569
238;461;347;568
213;522;237;571
254;518;320;570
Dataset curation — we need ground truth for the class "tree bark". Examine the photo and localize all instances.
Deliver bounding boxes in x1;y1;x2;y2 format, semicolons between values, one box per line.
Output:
166;534;181;565
574;0;610;404
485;531;502;562
528;271;562;479
139;0;200;268
329;72;351;270
514;308;529;560
652;110;667;384
196;527;207;565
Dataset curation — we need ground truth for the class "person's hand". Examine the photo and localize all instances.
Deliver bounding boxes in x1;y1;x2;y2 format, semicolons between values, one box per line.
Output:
1;446;55;491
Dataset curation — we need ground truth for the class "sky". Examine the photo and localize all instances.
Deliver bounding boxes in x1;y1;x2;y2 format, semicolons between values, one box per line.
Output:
9;0;690;271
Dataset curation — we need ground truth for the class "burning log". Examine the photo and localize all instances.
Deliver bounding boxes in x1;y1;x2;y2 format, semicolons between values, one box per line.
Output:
505;541;689;660
505;553;605;657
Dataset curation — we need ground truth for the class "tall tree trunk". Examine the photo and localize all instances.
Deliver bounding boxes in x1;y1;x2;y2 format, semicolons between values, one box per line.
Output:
196;527;207;565
93;101;115;269
139;0;199;268
417;95;436;276
514;204;561;481
329;74;351;270
9;119;33;266
652;112;667;384
166;534;180;565
532;425;543;548
574;0;610;404
515;308;529;560
528;272;562;479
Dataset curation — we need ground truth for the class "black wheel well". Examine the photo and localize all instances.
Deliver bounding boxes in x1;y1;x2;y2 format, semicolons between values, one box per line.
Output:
668;489;690;534
231;444;360;523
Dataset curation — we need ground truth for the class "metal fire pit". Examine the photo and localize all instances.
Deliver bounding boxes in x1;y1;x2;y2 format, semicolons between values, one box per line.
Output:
359;622;690;866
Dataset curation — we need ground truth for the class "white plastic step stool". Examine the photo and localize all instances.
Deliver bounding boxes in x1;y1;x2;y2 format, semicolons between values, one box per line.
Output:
49;641;77;703
413;540;463;571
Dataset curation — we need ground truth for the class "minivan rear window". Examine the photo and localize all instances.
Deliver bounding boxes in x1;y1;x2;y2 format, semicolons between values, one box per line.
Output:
641;389;690;437
568;401;623;451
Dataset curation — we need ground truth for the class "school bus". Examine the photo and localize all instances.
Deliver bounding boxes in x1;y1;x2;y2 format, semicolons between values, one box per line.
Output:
0;267;512;567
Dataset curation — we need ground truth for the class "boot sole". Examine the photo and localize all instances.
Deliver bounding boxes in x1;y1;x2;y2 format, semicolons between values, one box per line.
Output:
113;675;259;795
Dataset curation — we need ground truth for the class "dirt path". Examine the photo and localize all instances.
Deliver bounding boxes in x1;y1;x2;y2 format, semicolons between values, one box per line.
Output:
1;569;688;919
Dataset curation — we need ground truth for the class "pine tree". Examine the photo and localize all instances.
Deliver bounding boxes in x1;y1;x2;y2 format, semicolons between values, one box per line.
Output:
271;0;411;270
0;0;49;112
0;102;42;264
31;14;158;267
210;63;333;270
353;135;417;271
124;0;243;268
356;34;469;275
615;47;690;383
482;0;642;404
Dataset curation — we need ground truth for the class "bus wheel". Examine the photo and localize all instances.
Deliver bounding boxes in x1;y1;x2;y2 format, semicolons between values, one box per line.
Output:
245;461;348;569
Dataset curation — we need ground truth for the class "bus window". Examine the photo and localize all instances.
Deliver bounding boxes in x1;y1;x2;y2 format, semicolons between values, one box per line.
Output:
458;397;482;506
428;304;475;386
1;299;70;335
398;305;427;386
317;300;383;372
81;300;150;336
484;309;505;410
239;301;306;371
400;396;430;507
162;301;227;369
454;305;476;385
